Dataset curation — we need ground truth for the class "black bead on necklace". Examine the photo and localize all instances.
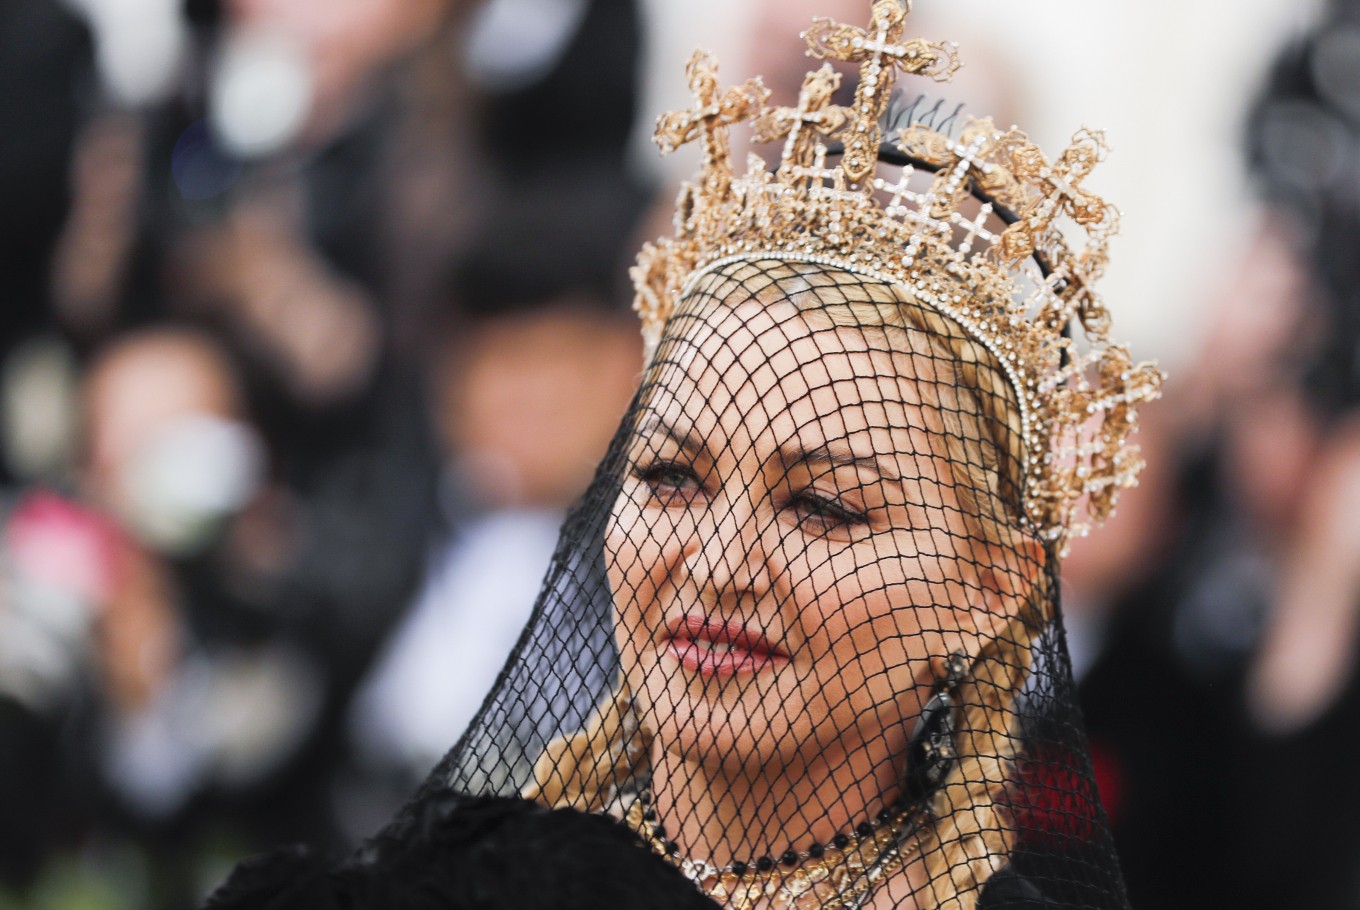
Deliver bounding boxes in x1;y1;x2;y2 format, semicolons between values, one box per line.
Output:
634;787;916;877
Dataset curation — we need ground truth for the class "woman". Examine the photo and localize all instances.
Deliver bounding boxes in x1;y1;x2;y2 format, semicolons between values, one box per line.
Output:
208;2;1159;908
524;260;1053;908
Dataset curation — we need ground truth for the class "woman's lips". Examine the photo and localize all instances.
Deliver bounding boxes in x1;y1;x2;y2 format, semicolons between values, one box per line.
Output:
665;615;790;678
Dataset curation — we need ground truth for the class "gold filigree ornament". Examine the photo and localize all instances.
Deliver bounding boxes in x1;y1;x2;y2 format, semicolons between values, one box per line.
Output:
631;0;1163;553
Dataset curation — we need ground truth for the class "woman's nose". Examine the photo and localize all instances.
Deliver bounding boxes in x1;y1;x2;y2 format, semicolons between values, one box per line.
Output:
684;494;772;605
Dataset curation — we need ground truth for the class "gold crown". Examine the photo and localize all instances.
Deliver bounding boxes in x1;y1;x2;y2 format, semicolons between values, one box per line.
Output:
629;0;1163;551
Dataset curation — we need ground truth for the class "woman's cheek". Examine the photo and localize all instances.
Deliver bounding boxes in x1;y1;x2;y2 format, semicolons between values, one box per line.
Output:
607;493;651;655
798;543;909;630
611;497;688;628
816;551;944;698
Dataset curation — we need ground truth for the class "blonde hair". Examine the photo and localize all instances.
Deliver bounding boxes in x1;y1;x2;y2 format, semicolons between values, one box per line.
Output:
525;259;1049;910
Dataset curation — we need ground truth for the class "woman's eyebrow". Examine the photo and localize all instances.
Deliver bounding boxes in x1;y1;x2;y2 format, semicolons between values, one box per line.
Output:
635;414;703;455
782;443;903;482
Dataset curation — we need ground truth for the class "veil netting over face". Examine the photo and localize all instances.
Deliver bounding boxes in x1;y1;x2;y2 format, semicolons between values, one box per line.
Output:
384;1;1161;907
392;262;1135;910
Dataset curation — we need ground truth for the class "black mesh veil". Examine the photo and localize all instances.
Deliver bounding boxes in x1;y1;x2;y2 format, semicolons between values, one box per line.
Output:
394;256;1132;909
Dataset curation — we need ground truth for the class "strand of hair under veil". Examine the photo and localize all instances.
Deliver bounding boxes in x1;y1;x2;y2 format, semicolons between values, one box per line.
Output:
916;602;1043;910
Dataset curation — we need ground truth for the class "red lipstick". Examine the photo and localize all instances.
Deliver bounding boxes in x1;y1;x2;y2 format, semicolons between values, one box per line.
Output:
665;616;789;678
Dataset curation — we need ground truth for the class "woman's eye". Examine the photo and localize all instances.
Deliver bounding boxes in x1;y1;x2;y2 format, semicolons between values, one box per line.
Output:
634;461;701;503
792;491;868;529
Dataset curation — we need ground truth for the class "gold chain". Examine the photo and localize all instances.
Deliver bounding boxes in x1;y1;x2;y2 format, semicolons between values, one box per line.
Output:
624;797;919;909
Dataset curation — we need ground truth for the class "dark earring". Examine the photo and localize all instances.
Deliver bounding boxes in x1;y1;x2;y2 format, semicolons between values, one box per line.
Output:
905;652;970;802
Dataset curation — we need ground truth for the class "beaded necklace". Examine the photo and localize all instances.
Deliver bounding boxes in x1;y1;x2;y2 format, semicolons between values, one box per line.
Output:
625;789;923;910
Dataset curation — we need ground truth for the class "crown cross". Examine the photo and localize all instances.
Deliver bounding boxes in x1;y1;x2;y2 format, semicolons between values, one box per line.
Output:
655;51;768;194
954;201;998;255
1001;131;1111;261
1023;266;1072;317
804;0;962;184
932;132;995;210
945;135;995;181
755;64;848;176
873;170;922;215
793;144;850;195
868;171;949;264
901;204;950;262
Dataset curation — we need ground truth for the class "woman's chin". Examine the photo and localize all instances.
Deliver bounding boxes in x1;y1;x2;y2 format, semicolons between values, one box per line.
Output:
647;684;808;772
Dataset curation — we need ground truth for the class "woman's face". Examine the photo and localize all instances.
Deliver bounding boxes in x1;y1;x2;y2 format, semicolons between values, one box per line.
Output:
606;295;1024;776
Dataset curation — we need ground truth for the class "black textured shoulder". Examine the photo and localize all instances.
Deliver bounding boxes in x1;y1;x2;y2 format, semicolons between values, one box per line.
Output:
978;866;1055;909
203;794;720;910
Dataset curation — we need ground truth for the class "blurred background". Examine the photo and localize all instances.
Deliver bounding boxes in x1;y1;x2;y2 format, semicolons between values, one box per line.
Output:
2;0;1359;907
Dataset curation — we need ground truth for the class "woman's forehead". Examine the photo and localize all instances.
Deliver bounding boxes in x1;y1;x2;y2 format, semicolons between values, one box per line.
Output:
647;302;935;455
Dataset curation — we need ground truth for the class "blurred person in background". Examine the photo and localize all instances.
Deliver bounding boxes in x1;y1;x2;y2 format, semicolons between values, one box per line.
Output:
0;2;94;488
2;326;300;908
341;172;649;835
1067;1;1360;907
2;322;438;910
4;0;652;906
4;1;447;907
329;0;652;834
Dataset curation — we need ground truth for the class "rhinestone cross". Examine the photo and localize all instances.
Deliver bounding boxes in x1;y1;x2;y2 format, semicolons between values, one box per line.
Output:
873;170;921;215
1001;129;1111;260
754;64;848;178
793;143;850;195
654;50;769;193
804;0;961;184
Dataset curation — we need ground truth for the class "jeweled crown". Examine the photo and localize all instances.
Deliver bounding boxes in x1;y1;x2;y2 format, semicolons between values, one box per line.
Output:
630;0;1163;550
